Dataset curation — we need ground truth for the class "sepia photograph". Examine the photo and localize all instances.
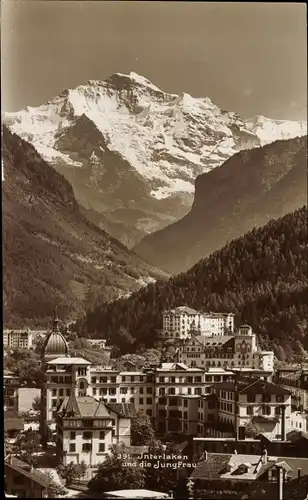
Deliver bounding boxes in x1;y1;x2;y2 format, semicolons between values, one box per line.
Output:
1;1;308;498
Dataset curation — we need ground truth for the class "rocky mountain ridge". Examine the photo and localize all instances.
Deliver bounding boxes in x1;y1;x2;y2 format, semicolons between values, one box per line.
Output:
5;72;306;246
135;136;308;274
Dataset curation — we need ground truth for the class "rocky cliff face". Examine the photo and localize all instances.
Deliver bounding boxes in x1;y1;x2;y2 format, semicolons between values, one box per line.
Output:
134;136;307;274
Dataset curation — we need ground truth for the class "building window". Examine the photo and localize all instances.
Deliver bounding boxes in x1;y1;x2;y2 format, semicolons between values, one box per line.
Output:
146;398;152;405
262;395;271;403
247;395;256;403
111;419;116;426
275;407;281;416
83;431;92;439
66;389;70;396
82;443;92;452
99;431;105;440
111;377;117;383
146;409;152;417
247;406;254;416
147;387;152;394
139;387;144;394
69;443;76;452
276;395;284;403
70;431;76;440
52;389;57;397
262;406;271;416
120;388;127;394
139;398;144;405
100;377;108;383
82;420;92;428
91;377;97;384
99;443;105;452
184;400;188;408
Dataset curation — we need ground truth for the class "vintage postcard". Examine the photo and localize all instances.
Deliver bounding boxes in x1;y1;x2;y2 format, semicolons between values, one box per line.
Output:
2;2;307;499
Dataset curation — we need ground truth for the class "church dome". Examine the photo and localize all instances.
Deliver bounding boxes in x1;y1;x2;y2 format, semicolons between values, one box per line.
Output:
42;309;68;359
43;330;68;358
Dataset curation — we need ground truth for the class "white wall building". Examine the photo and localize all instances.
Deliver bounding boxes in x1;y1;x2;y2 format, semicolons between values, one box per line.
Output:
178;324;274;373
56;394;133;472
162;307;234;340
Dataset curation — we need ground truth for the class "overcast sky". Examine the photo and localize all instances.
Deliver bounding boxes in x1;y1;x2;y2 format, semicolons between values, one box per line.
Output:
1;1;307;120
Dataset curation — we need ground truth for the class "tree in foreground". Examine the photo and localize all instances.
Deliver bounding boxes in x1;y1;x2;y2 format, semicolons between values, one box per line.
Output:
57;462;87;486
88;444;145;493
131;410;155;446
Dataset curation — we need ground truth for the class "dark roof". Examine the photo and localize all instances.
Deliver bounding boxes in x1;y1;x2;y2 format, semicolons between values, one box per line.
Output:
105;402;136;418
5;417;24;431
212;377;291;396
242;474;308;500
5;456;51;489
191;453;232;480
59;394;111;418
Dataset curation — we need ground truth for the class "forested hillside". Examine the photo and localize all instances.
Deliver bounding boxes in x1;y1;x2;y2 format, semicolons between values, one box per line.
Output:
79;207;308;360
135;136;307;274
2;126;166;327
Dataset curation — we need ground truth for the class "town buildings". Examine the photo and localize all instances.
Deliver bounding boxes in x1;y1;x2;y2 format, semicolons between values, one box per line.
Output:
162;307;235;339
274;365;308;412
4;370;19;415
56;394;134;468
201;377;292;440
5;455;51;498
178;324;274;372
188;450;308;500
4;329;47;350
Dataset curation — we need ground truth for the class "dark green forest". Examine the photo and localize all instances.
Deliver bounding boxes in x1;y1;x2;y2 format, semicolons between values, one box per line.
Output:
78;207;308;360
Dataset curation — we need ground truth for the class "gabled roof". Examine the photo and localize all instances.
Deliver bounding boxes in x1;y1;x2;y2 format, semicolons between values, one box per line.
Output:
5;456;51;489
191;453;232;479
105;403;136;418
212;377;291;396
196;335;234;347
59;394;112;419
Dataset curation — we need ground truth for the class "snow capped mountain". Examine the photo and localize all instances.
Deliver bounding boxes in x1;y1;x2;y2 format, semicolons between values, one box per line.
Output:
245;115;307;145
4;72;307;246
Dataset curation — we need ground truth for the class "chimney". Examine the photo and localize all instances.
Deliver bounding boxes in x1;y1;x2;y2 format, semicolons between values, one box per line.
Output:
298;468;301;483
204;451;208;461
262;448;268;464
277;465;284;500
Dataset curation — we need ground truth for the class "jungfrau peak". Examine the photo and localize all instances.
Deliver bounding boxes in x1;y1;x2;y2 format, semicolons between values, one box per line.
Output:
4;72;307;247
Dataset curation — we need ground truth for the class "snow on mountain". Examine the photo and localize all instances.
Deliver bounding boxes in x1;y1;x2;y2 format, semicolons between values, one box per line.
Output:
4;71;261;198
4;72;307;246
245;115;307;145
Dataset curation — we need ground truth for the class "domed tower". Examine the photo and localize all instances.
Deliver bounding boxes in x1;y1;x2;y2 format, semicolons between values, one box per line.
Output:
41;308;69;361
40;309;68;448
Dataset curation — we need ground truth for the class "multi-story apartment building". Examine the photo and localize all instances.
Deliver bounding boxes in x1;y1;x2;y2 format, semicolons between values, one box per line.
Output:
178;324;274;372
4;329;47;350
162;307;234;339
3;370;19;415
199;377;292;440
56;394;134;471
274;365;308;412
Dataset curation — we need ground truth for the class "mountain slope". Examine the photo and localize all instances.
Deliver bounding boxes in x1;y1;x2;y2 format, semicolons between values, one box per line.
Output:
79;207;308;360
135;136;307;274
2;126;167;327
5;72;306;247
